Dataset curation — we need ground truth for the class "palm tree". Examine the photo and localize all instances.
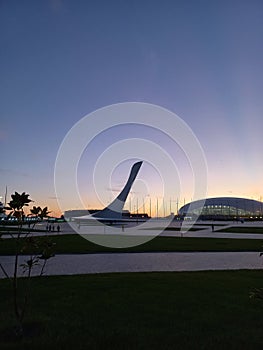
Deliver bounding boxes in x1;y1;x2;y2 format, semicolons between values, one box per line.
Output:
6;192;32;221
30;206;41;217
39;207;51;220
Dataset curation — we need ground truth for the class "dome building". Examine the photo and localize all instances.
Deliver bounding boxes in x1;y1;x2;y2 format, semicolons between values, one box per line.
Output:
179;197;263;220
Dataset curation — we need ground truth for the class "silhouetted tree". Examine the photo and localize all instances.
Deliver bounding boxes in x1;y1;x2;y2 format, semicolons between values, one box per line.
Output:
0;191;55;337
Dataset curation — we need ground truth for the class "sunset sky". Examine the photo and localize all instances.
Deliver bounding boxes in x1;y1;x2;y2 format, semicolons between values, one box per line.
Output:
1;0;263;216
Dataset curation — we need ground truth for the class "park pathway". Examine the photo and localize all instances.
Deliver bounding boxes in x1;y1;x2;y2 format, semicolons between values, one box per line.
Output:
1;251;263;278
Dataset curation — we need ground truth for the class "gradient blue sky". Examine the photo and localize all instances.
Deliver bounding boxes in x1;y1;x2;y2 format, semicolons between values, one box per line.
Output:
1;0;263;216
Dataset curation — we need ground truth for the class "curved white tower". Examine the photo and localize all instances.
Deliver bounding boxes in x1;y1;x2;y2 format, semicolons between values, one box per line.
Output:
74;161;143;223
93;161;143;219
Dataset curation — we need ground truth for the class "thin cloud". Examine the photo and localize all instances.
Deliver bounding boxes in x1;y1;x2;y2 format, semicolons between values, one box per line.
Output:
106;187;139;194
0;168;29;177
106;187;121;193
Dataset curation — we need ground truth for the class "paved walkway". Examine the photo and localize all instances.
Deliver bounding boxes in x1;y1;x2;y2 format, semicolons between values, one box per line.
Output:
1;252;263;279
3;221;263;240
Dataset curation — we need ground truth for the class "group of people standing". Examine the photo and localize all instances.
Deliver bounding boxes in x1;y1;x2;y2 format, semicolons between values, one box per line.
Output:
46;224;61;233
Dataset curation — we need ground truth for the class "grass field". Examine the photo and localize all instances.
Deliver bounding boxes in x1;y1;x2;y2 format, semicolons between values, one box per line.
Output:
1;234;263;255
0;226;46;233
1;271;263;349
218;226;263;234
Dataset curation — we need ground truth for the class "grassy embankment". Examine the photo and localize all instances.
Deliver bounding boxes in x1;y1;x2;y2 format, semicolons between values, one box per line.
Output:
0;233;263;255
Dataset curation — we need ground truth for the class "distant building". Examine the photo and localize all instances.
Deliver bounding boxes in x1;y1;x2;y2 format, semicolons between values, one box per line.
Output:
122;209;149;219
64;209;99;220
64;209;149;220
179;197;263;220
0;201;6;219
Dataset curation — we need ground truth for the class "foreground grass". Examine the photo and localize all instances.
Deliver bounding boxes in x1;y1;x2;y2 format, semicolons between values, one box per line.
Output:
1;271;263;349
1;234;263;255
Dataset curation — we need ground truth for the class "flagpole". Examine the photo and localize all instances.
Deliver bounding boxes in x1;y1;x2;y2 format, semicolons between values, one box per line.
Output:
4;186;7;206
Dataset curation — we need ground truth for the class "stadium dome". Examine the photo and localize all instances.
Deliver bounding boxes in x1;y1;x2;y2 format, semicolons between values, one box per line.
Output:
179;197;263;219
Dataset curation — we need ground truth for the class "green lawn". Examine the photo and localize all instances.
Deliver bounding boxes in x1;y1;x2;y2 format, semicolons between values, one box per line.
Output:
0;234;263;255
146;226;204;231
218;226;263;234
0;226;46;233
1;271;263;349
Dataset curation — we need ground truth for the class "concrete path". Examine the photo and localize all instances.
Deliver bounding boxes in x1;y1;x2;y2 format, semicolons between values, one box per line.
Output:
1;251;263;279
3;221;263;240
